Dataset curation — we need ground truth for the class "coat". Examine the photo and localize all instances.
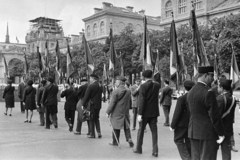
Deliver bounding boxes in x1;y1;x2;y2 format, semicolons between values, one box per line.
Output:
3;85;15;108
61;87;78;111
82;81;102;110
23;85;37;110
76;83;88;100
187;82;225;140
217;92;237;137
37;86;45;113
18;82;26;99
171;93;190;129
159;86;173;106
41;84;59;113
138;80;160;118
106;85;131;130
131;84;139;108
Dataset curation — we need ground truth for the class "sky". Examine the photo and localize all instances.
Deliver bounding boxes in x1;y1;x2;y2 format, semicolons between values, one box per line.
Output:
0;0;162;44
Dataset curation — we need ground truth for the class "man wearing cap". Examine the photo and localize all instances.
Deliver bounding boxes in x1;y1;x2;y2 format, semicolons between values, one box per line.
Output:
82;74;103;138
187;66;225;160
74;79;90;135
217;79;237;159
37;80;47;126
61;82;78;132
130;78;141;131
106;76;134;147
170;80;195;160
133;70;160;157
41;77;59;129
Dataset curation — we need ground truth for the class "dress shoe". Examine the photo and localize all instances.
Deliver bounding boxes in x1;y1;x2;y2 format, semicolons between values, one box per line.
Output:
152;153;158;157
231;146;238;152
86;133;90;135
54;125;58;129
87;135;95;138
39;124;44;126
4;113;7;116
29;120;31;123
45;127;50;129
9;114;12;116
132;148;142;154
69;127;73;132
98;133;102;138
74;132;81;135
24;120;28;123
128;140;134;147
109;142;118;146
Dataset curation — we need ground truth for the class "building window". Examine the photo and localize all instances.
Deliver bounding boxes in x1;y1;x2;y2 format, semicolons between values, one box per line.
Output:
179;0;187;14
93;24;97;36
165;0;172;18
87;26;91;37
193;0;202;10
100;21;104;35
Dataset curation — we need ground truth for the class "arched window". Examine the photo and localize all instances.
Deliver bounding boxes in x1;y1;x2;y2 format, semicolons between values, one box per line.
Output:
93;24;97;36
165;0;172;18
179;0;187;14
100;21;105;35
87;26;91;37
193;0;202;10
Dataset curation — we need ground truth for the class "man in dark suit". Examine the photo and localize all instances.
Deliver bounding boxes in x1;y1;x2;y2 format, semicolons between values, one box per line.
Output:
133;70;160;157
37;80;47;126
160;80;173;126
61;82;78;132
18;79;26;113
41;77;59;129
82;74;103;138
170;80;195;160
187;66;225;160
74;79;90;135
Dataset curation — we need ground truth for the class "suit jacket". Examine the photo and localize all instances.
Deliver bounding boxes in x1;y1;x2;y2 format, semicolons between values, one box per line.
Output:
171;93;189;129
42;84;59;106
3;85;15;107
138;80;160;118
82;81;102;110
131;84;139;108
217;92;237;137
61;87;78;110
159;86;173;106
23;85;37;110
106;85;131;129
18;82;26;99
76;83;88;100
187;82;225;140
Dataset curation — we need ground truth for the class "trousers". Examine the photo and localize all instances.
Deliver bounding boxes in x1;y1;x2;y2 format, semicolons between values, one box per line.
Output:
20;101;25;112
39;112;45;125
162;105;171;125
45;105;58;128
89;109;101;137
132;108;138;129
65;110;75;127
220;136;231;160
112;120;132;144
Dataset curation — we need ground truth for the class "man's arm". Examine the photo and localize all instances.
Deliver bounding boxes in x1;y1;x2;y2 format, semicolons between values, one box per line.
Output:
82;85;92;108
106;90;118;115
138;85;145;115
171;96;184;129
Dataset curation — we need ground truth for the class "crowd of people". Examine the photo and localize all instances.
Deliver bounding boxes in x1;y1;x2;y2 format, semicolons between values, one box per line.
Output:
2;66;240;160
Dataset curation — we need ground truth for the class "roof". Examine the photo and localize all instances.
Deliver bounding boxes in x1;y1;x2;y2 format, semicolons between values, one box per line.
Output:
83;6;160;25
29;17;61;23
211;0;240;12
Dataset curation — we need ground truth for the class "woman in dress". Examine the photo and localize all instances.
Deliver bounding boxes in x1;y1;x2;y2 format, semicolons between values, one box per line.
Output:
22;80;37;123
3;79;15;116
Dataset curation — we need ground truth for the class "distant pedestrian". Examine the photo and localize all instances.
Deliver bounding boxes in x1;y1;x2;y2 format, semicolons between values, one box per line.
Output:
160;80;173;126
133;70;160;157
18;79;26;113
37;80;47;126
106;76;134;147
3;79;15;116
170;80;195;160
22;80;37;123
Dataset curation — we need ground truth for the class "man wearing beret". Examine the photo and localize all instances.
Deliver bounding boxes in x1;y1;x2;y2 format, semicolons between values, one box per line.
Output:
41;77;59;129
37;80;47;126
187;66;225;160
217;79;237;159
106;76;134;147
170;80;195;160
82;74;103;138
133;70;160;157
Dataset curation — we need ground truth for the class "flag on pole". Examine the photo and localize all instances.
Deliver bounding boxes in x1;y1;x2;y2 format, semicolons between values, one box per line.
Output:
103;63;107;81
55;40;61;83
44;40;49;71
153;50;161;84
83;34;94;74
214;54;218;80
37;46;43;71
109;27;117;71
140;15;152;70
230;49;240;91
3;55;9;78
66;41;74;79
23;52;29;76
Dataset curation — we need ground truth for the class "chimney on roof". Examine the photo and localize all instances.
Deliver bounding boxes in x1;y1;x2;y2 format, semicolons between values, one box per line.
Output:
94;8;103;14
102;2;112;9
126;6;134;12
139;9;145;16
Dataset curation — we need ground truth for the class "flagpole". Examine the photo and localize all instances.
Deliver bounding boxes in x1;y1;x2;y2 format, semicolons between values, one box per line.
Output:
82;29;90;84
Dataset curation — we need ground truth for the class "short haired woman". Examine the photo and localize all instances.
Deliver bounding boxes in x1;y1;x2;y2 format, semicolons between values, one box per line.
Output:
3;79;15;116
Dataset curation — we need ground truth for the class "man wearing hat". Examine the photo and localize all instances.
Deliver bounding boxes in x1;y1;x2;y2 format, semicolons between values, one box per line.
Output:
133;70;160;157
170;80;195;160
217;79;237;159
37;80;47;126
82;74;103;138
41;77;59;129
106;76;134;147
187;66;225;160
74;79;90;135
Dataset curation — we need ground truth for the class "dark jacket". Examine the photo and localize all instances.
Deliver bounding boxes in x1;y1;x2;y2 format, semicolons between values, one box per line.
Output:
3;85;15;108
217;92;237;137
160;86;173;106
37;86;45;112
61;87;78;110
42;84;59;106
82;81;102;110
171;93;189;129
138;80;160;118
76;83;88;100
23;85;37;110
187;82;225;140
18;82;26;99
